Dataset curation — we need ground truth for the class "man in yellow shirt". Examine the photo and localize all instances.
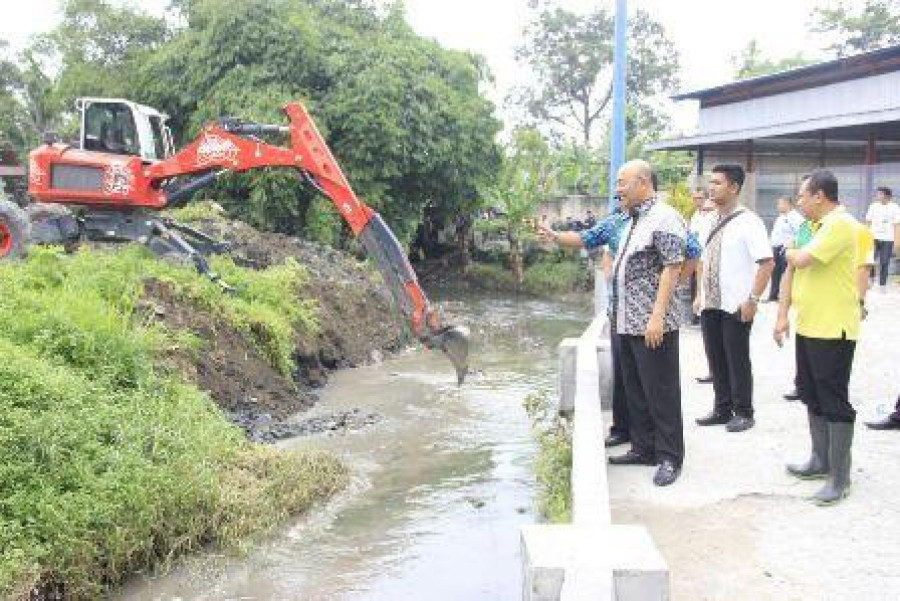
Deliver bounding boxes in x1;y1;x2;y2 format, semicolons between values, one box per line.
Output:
773;169;860;506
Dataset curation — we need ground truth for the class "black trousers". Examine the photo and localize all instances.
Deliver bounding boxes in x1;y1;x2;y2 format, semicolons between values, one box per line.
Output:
700;308;754;418
608;323;630;437
769;245;786;300
618;331;684;466
795;334;857;423
874;240;894;286
890;397;900;423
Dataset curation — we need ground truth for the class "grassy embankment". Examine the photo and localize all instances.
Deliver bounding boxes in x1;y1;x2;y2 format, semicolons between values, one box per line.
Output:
0;244;348;598
468;258;590;296
524;390;572;523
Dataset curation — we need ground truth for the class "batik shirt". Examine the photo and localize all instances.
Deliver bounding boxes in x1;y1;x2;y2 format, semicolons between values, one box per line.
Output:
611;199;687;336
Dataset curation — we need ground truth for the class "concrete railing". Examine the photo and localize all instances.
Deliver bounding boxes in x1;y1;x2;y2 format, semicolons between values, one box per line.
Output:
521;314;669;601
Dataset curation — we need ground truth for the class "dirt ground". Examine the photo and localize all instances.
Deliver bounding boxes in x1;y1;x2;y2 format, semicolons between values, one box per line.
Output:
607;281;900;600
142;217;408;442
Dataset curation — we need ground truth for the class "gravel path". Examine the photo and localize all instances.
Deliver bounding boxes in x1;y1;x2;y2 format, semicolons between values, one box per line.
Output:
607;279;900;600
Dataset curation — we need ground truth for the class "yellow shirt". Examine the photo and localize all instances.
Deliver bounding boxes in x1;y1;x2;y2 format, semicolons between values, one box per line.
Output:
792;208;860;340
855;223;875;267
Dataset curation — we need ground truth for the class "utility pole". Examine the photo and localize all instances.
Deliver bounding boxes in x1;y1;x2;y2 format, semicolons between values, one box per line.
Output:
608;0;627;211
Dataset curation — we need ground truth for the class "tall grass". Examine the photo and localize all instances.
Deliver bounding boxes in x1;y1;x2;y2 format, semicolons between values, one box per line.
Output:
0;246;345;598
523;390;572;523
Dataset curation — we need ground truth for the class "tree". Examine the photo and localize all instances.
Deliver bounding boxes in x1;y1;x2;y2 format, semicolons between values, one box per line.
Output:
812;0;900;57
482;128;555;284
731;39;813;79
34;0;501;247
511;3;679;148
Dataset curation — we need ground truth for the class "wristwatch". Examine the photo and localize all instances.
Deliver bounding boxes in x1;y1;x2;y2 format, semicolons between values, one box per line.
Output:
748;293;760;303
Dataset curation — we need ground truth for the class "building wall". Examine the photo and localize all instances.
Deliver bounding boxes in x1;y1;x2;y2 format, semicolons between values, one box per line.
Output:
694;152;900;230
699;71;900;137
538;195;606;228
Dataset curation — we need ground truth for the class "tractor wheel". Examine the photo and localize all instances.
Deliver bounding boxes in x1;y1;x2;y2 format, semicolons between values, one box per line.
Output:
0;199;30;260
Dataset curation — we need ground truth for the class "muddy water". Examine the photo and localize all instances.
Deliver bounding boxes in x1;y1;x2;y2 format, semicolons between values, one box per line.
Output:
117;293;590;601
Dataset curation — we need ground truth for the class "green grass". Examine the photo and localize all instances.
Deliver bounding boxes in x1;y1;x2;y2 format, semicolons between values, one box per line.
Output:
467;258;591;297
467;261;518;291
0;246;345;598
522;260;584;296
523;390;572;523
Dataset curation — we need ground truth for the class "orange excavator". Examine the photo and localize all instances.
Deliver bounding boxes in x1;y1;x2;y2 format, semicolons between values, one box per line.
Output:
0;98;468;383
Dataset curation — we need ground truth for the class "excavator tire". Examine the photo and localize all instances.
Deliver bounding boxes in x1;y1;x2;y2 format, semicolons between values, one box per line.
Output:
0;199;29;260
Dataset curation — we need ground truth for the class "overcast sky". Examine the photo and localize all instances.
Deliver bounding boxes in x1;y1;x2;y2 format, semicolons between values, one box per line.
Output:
1;0;851;134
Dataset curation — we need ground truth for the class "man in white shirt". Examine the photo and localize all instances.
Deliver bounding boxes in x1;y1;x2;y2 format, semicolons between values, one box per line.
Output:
768;196;805;301
693;165;774;432
865;186;900;288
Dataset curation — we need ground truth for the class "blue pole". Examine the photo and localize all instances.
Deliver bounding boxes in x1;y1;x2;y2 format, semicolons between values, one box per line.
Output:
608;0;627;211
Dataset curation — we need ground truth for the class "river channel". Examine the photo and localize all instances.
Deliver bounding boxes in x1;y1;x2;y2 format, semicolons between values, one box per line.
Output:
117;293;591;601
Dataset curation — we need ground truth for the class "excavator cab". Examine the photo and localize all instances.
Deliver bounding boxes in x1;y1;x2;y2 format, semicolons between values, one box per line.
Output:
76;98;175;161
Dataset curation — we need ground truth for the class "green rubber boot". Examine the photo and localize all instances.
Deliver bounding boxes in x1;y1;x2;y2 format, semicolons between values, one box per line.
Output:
813;421;854;506
786;411;829;480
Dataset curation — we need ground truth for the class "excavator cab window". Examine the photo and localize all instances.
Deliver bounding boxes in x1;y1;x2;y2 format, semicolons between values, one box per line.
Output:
83;103;140;157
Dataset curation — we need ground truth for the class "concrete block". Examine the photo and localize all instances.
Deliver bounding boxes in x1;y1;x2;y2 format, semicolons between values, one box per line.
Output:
558;339;578;416
522;525;572;601
608;526;670;601
596;337;613;411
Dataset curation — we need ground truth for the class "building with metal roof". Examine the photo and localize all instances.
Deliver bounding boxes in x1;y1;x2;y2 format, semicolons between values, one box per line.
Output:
649;44;900;227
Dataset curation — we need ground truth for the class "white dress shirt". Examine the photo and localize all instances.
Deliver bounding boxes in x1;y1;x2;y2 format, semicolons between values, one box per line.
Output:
866;201;900;242
769;209;805;247
699;209;773;313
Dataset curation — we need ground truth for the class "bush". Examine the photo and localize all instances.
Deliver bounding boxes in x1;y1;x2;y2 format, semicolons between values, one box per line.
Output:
0;246;345;598
522;259;590;296
467;261;517;291
523;390;572;522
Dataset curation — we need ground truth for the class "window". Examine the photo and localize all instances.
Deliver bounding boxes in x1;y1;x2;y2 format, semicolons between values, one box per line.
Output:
83;103;140;157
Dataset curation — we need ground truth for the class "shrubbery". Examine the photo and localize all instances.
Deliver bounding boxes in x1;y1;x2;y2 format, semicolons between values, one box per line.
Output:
523;390;572;522
0;246;346;598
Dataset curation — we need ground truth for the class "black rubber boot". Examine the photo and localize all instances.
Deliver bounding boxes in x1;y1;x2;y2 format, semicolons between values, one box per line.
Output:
786;411;829;480
813;421;854;506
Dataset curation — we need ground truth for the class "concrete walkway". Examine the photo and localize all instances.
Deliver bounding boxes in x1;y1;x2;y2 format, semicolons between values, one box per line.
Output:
607;281;900;600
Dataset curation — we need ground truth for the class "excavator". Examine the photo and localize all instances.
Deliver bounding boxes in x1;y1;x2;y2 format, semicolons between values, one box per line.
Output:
0;98;468;384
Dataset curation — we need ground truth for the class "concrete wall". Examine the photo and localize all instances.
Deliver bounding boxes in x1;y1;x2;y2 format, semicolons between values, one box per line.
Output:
522;316;669;601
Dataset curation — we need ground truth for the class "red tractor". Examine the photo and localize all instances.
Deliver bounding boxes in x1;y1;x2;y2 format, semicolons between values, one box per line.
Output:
0;98;468;383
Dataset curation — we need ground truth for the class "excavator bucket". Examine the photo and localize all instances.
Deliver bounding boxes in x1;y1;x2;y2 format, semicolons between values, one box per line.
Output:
428;325;470;386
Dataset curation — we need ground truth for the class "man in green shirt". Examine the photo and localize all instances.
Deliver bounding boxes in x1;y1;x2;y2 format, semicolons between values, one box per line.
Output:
774;169;860;506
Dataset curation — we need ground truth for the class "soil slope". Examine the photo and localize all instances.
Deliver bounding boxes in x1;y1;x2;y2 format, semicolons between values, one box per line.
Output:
144;217;408;441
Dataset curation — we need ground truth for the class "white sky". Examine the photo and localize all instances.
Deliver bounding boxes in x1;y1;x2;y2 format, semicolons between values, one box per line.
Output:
1;0;853;134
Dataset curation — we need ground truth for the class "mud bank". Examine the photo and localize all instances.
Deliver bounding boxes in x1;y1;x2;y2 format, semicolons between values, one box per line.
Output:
145;216;410;441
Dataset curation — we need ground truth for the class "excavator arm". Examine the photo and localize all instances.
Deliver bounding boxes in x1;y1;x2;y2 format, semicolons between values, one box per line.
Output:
150;102;469;384
27;101;469;383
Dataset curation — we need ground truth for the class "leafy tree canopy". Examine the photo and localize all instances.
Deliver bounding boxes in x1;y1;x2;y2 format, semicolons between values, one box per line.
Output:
812;0;900;57
1;0;502;246
510;1;679;148
731;39;813;79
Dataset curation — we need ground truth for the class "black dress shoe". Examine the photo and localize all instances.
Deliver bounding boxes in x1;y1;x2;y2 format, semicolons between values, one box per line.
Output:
695;411;732;426
608;450;656;466
783;389;801;401
696;375;714;384
865;417;900;430
726;416;755;432
604;432;631;447
653;460;680;486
